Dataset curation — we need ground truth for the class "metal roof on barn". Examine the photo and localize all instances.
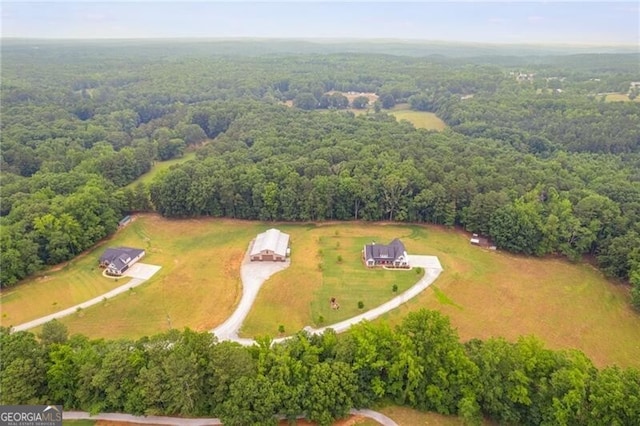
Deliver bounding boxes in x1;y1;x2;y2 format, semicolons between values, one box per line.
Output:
250;228;290;257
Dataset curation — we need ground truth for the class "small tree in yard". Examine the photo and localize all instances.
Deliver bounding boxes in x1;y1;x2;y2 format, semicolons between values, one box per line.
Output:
358;301;364;309
278;324;285;334
337;255;343;263
392;284;398;293
39;319;68;345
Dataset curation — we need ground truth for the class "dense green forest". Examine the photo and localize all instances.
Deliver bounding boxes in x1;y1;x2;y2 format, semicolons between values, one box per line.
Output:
2;40;640;425
2;311;639;425
2;41;639;310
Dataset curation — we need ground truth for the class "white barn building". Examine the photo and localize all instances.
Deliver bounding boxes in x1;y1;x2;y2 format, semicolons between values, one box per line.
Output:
250;228;290;262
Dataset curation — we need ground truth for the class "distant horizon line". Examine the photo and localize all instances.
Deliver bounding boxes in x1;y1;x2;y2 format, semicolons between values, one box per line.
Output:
2;36;638;49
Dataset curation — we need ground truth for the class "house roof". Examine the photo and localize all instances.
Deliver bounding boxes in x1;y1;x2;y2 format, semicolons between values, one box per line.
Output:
100;247;144;271
365;238;406;261
250;229;290;257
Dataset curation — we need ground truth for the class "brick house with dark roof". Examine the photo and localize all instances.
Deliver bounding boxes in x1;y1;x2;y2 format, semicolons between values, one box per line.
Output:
363;238;409;268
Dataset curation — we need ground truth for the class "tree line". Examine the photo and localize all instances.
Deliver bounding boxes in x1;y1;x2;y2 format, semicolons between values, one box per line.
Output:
2;311;638;425
1;42;639;310
147;102;640;309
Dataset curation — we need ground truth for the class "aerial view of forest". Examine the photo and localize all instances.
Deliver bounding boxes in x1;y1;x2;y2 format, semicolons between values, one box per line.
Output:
1;1;640;425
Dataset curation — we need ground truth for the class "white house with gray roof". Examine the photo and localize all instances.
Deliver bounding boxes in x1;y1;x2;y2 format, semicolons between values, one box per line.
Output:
99;247;145;276
250;228;290;261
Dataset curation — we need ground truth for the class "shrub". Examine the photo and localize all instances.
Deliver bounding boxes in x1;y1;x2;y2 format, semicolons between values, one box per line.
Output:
392;284;398;292
358;301;364;309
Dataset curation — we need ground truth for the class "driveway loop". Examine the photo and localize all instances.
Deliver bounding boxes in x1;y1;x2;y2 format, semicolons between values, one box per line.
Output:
212;253;442;346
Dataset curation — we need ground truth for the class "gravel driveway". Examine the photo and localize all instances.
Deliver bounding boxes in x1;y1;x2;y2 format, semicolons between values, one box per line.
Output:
11;263;161;333
213;253;443;346
211;248;290;340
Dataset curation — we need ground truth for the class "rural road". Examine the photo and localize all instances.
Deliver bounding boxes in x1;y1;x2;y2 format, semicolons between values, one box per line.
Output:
213;254;443;346
63;408;399;425
10;263;161;333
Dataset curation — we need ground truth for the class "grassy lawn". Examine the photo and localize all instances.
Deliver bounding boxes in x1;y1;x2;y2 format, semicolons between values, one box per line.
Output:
246;223;640;368
387;104;447;131
4;217;639;368
377;226;640;368
241;224;422;337
125;151;196;189
2;215;255;340
0;239;137;328
604;93;640;102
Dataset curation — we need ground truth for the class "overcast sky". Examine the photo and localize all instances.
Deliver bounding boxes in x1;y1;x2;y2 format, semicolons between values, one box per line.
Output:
2;1;639;45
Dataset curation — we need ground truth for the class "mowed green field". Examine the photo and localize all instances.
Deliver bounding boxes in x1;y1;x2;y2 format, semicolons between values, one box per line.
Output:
246;223;640;368
2;216;639;367
388;104;447;131
0;239;136;328
125;151;196;188
2;215;253;339
241;227;422;336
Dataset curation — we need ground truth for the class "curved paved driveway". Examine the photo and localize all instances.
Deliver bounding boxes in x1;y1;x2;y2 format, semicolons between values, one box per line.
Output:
213;254;442;346
64;409;398;425
211;251;290;340
11;263;161;333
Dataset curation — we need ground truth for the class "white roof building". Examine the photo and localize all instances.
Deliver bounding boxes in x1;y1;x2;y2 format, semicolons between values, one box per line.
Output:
250;228;290;261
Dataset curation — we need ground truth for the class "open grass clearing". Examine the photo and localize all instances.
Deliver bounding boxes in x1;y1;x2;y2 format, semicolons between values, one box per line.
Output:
245;222;640;368
0;233;141;328
604;93;640;102
125;151;196;189
241;224;423;337
4;217;639;367
3;215;251;340
376;226;640;368
312;233;419;325
387;104;447;131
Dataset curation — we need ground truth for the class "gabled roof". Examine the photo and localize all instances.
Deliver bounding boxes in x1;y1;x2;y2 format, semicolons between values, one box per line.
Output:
250;229;289;257
100;247;144;271
365;238;406;261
